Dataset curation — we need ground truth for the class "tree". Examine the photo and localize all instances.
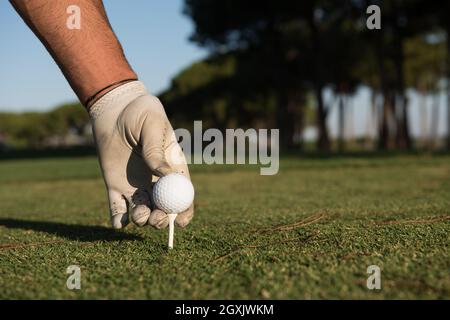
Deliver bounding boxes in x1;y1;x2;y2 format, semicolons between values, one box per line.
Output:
404;33;446;149
355;0;437;150
0;102;88;149
183;0;315;150
160;53;279;131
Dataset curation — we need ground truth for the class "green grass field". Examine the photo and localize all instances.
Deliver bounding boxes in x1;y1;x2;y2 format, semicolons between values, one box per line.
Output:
0;155;449;299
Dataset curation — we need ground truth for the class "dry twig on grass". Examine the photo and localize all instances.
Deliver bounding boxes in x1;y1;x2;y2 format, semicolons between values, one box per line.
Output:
255;212;326;233
212;231;319;263
212;213;326;263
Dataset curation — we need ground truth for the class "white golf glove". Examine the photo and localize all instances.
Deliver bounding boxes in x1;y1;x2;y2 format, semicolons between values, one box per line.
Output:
89;81;194;229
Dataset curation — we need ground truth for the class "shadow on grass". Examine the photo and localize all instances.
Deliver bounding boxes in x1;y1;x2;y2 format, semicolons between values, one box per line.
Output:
0;218;143;242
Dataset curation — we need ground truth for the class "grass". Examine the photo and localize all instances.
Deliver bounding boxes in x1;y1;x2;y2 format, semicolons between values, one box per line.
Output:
0;155;449;299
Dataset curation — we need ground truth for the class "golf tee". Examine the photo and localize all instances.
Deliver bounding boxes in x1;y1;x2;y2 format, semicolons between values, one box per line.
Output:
168;213;177;249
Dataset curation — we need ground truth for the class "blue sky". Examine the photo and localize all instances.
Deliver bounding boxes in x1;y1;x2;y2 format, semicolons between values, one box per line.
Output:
0;1;447;138
0;0;207;111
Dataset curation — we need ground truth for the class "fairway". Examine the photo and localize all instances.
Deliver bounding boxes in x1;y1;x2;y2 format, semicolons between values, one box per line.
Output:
0;155;449;299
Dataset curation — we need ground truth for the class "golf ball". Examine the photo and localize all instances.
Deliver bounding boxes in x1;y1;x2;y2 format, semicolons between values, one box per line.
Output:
152;173;194;214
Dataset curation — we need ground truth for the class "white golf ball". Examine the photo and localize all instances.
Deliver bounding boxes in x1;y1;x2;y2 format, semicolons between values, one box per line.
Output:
152;173;194;214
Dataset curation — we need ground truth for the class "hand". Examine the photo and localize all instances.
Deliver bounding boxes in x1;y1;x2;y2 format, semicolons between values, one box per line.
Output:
89;81;194;229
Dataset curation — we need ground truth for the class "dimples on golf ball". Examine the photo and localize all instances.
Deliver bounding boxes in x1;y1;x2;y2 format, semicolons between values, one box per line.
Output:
153;173;194;214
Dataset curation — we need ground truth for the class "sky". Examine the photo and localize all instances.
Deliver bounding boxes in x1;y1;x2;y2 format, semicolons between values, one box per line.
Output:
0;0;447;138
0;0;207;111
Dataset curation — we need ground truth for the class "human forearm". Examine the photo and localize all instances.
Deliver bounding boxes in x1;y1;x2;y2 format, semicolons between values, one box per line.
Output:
10;0;137;107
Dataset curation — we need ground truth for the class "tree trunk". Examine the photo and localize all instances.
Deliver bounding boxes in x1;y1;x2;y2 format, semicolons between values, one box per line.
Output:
276;89;301;150
379;92;389;149
419;90;428;149
308;10;330;153
403;99;412;148
338;94;345;152
447;78;450;150
375;25;391;150
429;92;440;150
393;36;411;150
379;91;396;150
276;90;290;149
288;89;305;151
315;85;330;152
396;94;411;150
439;26;450;150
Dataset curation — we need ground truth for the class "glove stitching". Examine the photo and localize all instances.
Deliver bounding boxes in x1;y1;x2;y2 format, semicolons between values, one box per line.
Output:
89;81;147;120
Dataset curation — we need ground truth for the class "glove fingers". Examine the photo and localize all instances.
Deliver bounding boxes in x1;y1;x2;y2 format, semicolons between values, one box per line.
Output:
165;132;190;177
137;95;194;228
140;96;174;177
175;203;194;228
165;136;194;228
129;189;152;227
148;208;169;229
108;191;129;229
148;131;194;228
148;205;194;229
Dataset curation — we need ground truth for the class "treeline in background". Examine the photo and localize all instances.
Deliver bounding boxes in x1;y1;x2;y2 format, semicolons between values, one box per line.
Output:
1;0;449;155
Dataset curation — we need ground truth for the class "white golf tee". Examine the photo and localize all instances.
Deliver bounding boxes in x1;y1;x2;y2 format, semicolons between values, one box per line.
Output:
168;213;177;249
